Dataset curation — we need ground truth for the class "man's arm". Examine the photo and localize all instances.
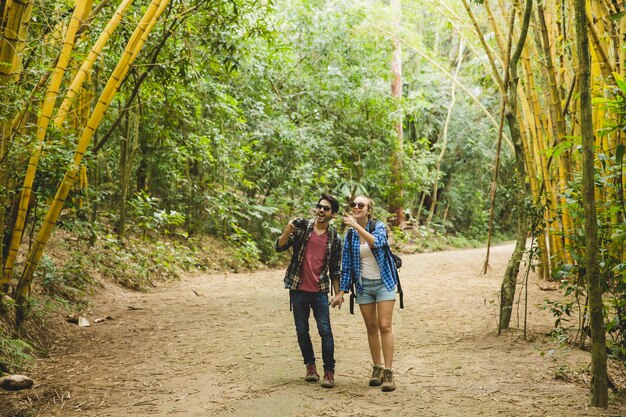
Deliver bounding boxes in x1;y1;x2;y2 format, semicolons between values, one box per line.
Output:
276;219;296;252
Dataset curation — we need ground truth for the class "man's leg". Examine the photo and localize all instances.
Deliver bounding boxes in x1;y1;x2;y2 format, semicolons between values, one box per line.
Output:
291;290;315;365
311;292;334;372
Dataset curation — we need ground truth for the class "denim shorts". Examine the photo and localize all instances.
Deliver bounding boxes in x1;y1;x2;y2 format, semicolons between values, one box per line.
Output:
356;278;396;304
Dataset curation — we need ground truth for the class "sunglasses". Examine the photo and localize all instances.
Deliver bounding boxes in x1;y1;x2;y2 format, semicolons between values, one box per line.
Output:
316;203;332;212
349;202;367;209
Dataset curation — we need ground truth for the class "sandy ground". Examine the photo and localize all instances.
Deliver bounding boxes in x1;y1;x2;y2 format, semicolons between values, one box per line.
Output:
2;243;626;416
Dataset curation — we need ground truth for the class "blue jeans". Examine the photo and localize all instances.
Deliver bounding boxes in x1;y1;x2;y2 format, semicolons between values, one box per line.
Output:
290;290;335;372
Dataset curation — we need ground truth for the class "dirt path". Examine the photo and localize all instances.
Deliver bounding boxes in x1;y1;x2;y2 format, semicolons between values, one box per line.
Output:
3;243;626;416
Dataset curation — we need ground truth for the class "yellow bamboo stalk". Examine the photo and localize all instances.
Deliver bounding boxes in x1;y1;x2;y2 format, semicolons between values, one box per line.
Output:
0;0;32;83
519;49;542;181
460;0;504;94
517;114;551;279
54;0;134;128
518;103;538;199
586;2;613;78
484;0;506;57
621;5;626;76
1;0;13;24
14;0;169;303
536;4;576;263
1;0;90;286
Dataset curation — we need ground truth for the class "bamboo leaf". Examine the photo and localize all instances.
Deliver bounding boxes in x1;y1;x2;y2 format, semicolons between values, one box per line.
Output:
616;144;625;166
609;11;626;22
542;140;574;160
613;72;626;94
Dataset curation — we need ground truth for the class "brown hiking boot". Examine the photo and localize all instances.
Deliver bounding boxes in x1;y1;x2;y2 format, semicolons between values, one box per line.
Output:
369;365;384;386
381;368;395;392
321;370;335;388
304;364;319;382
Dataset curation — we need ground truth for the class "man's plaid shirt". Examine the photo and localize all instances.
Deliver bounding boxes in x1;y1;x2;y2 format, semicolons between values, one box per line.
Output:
275;218;342;293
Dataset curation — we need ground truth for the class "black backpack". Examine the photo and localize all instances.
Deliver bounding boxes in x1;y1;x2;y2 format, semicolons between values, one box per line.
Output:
347;220;404;314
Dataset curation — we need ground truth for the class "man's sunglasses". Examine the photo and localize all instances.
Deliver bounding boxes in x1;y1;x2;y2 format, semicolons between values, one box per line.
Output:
316;203;332;212
349;202;366;209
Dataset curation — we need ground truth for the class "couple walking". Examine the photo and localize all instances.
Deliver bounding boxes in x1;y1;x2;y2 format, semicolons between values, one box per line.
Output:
275;193;398;391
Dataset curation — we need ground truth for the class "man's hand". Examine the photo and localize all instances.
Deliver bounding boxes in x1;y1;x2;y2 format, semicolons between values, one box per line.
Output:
330;293;344;309
277;218;297;248
285;219;296;234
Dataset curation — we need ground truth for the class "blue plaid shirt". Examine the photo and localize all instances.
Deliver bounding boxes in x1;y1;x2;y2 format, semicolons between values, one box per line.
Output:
340;220;398;294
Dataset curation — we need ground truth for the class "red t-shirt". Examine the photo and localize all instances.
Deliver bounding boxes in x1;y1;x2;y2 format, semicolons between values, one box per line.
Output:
298;231;328;292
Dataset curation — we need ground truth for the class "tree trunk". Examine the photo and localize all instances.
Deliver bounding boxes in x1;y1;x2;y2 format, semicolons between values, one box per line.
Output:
427;38;464;227
117;110;130;240
498;0;532;332
499;197;526;332
574;0;608;407
389;0;403;225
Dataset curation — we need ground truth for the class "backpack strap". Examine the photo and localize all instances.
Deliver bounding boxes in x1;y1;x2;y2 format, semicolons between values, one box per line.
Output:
328;225;338;297
347;228;356;314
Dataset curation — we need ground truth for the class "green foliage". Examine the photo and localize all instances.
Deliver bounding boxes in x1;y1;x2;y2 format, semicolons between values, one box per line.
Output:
545;87;626;363
0;325;33;374
128;191;186;235
10;0;509;263
37;254;97;304
227;223;263;269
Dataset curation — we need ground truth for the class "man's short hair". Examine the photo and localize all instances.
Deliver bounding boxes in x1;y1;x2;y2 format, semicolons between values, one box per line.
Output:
319;193;339;214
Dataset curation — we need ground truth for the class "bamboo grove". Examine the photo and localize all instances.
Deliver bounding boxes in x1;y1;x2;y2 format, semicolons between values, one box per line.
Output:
456;0;623;342
457;0;623;404
0;0;172;319
463;0;626;281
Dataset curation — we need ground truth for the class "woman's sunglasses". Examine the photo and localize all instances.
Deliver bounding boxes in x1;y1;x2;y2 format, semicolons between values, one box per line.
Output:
349;202;366;209
316;203;332;212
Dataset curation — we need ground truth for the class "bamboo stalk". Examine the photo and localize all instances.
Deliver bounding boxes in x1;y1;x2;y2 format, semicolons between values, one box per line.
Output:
460;0;504;94
14;0;170;313
54;0;134;127
427;38;464;227
484;6;515;274
0;0;32;83
1;0;90;286
586;2;613;77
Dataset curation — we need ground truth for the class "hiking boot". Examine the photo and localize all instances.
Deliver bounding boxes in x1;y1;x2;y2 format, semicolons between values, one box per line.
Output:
369;365;384;386
321;370;335;388
381;369;396;392
305;363;320;382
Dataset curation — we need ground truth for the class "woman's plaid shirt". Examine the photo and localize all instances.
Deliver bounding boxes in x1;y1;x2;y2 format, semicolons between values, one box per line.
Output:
340;219;398;294
276;218;342;293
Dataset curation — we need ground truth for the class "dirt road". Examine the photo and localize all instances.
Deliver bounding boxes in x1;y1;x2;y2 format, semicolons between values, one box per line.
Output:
3;243;626;416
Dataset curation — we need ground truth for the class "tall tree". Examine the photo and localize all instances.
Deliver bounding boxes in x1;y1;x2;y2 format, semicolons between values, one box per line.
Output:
426;37;464;227
389;0;404;225
498;0;533;332
0;0;33;286
574;0;608;407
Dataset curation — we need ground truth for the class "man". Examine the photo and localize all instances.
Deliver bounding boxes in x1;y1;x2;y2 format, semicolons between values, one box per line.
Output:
276;193;342;388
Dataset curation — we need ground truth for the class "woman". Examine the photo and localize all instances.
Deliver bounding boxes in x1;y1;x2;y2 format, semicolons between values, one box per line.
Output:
331;196;397;392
